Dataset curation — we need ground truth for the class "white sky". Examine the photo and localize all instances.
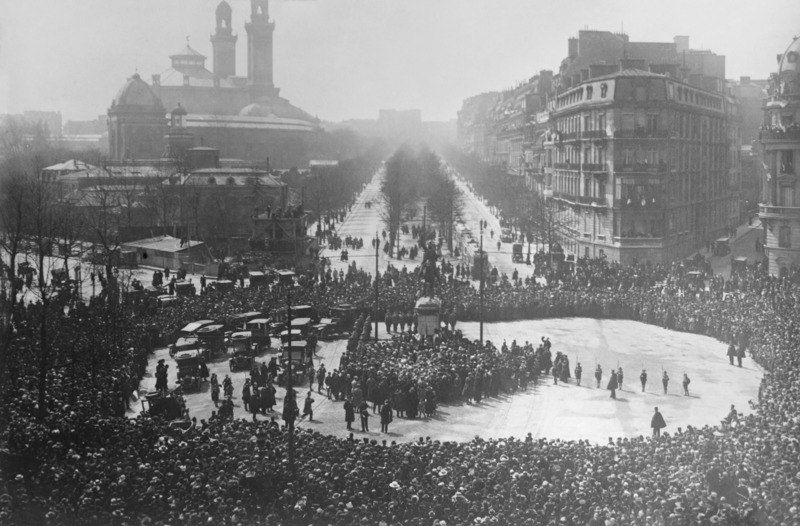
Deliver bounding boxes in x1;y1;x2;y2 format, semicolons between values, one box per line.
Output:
1;0;798;123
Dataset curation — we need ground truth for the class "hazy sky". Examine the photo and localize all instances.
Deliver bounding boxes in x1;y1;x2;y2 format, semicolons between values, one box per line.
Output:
2;0;798;123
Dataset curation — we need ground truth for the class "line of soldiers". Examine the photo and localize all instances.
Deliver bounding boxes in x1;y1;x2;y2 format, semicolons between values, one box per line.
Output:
573;363;692;398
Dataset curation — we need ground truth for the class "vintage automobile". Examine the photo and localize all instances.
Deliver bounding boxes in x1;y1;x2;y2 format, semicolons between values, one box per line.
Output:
330;303;358;331
280;328;304;345
210;279;235;293
731;256;748;274
248;271;270;288
314;318;340;340
228;331;255;371
176;319;215;341
157;295;178;309
196;324;226;359
169;336;200;358
226;311;263;332
245;318;272;351
276;269;296;286
141;390;184;420
713;237;731;256
512;243;524;263
175;349;204;391
174;280;196;297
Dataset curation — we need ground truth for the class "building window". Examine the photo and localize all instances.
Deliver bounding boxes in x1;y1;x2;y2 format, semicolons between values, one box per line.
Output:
779;226;791;248
600;83;608;98
647;114;659;135
586;86;593;99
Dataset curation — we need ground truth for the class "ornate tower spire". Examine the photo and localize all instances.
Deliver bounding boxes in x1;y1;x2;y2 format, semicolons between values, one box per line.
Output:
245;0;276;98
210;0;237;77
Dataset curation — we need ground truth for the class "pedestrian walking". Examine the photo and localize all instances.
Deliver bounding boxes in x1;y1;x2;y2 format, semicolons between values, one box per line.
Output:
302;391;314;421
380;400;393;433
344;397;355;430
737;345;745;368
682;373;691;396
727;343;736;365
651;407;667;437
359;400;370;432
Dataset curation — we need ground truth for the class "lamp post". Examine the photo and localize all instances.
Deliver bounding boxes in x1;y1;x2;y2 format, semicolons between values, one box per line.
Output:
479;220;485;344
374;231;379;342
285;291;295;474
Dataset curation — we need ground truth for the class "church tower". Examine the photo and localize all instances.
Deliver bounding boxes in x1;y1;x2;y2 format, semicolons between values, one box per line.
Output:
245;0;277;98
210;0;237;77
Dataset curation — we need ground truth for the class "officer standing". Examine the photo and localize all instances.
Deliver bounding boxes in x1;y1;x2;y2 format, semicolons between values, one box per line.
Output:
617;367;624;391
640;369;648;392
682;373;691;396
662;371;669;394
574;363;583;386
595;364;603;388
651;407;667;437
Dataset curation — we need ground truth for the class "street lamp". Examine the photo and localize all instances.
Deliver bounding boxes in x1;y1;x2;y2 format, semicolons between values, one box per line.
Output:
479;219;485;344
374;231;379;342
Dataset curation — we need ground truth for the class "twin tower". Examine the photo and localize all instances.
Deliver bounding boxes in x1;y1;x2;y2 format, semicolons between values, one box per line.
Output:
211;0;275;96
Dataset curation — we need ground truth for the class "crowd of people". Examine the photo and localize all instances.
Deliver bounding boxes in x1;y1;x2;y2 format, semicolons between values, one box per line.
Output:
3;246;800;524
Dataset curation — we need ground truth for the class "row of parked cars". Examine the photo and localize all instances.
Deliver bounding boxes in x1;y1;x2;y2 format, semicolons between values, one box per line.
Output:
166;304;360;393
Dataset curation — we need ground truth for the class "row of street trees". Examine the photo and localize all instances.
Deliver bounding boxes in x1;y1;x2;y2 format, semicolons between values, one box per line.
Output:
443;146;566;257
379;145;463;256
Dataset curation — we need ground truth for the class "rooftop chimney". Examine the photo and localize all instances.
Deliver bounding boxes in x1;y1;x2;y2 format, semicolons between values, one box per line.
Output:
674;36;690;53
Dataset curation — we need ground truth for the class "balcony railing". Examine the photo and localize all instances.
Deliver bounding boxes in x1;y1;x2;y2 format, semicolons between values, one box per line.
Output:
583;130;608;139
553;162;580;170
759;204;800;218
613;236;665;247
553;192;608;207
582;163;606;172
614;162;668;173
613;128;671;139
614;198;662;210
759;127;800;142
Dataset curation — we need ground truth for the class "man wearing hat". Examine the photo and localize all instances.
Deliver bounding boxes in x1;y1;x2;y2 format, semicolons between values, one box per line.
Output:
651;407;666;437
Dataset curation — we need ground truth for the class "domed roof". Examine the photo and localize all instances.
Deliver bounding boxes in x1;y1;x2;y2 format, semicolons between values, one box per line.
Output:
777;36;800;77
113;73;163;108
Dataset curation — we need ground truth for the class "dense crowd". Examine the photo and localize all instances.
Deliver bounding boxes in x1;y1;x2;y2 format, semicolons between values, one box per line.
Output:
2;252;800;524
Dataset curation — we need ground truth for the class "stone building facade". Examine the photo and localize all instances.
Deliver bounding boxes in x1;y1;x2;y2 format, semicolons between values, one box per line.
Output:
760;36;800;276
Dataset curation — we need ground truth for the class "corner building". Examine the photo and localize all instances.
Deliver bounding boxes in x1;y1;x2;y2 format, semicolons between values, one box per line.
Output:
760;36;800;276
546;69;734;264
